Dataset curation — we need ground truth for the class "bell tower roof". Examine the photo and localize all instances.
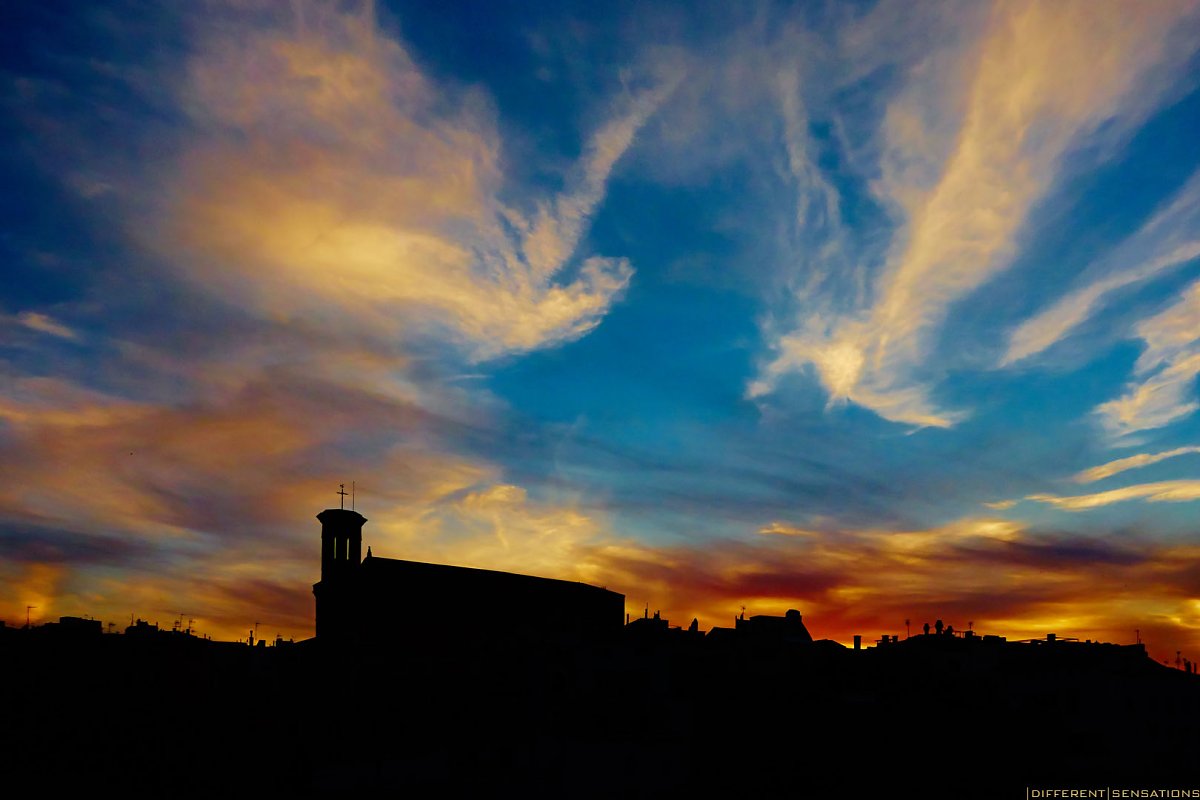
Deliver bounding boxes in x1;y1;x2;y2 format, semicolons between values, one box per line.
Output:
317;508;368;525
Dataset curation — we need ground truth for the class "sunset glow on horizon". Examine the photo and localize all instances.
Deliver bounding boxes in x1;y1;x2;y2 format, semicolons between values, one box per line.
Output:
4;1;1200;662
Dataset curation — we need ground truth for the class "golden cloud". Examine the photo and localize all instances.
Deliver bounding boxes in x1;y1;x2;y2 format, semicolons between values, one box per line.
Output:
153;1;676;361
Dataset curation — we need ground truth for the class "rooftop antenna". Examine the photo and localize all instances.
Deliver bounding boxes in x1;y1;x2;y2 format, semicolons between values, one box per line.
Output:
337;484;348;510
25;605;36;629
352;481;356;512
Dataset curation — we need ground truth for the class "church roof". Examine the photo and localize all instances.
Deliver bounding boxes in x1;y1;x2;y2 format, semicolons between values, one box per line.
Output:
359;556;620;598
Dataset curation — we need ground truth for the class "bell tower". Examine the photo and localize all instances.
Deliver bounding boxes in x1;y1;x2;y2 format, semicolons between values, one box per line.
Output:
312;505;367;640
319;508;365;581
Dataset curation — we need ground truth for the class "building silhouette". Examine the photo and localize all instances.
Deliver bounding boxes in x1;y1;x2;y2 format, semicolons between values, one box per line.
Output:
311;508;624;646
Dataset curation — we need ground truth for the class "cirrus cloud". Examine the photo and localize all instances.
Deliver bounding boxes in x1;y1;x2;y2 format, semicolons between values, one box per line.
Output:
1096;277;1200;437
1073;446;1200;483
754;0;1200;427
156;1;677;362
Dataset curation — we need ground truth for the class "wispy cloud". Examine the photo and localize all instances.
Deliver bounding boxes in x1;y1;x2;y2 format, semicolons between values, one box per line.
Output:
775;66;844;256
373;481;622;590
1028;480;1200;510
1003;169;1200;366
754;1;1199;426
1073;446;1200;483
758;521;819;537
16;311;79;341
1096;277;1200;437
157;1;677;361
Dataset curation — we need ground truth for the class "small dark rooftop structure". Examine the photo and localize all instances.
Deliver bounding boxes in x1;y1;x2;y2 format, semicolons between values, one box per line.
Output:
735;609;814;644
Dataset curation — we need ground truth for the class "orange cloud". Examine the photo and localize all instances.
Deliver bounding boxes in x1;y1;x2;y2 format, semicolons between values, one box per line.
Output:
573;517;1200;661
150;1;674;361
0;365;505;638
0;563;64;626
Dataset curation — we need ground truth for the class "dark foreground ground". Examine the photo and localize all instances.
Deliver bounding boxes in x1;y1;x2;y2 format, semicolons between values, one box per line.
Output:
2;628;1197;798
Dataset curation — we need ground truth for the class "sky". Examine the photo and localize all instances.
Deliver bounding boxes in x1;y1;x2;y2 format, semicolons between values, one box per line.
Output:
3;0;1200;659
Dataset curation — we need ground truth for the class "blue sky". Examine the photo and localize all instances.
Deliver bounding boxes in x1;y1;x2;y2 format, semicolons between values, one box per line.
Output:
3;1;1200;656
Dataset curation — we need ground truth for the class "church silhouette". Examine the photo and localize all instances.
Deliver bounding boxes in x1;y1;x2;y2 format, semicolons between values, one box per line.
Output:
312;507;624;646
